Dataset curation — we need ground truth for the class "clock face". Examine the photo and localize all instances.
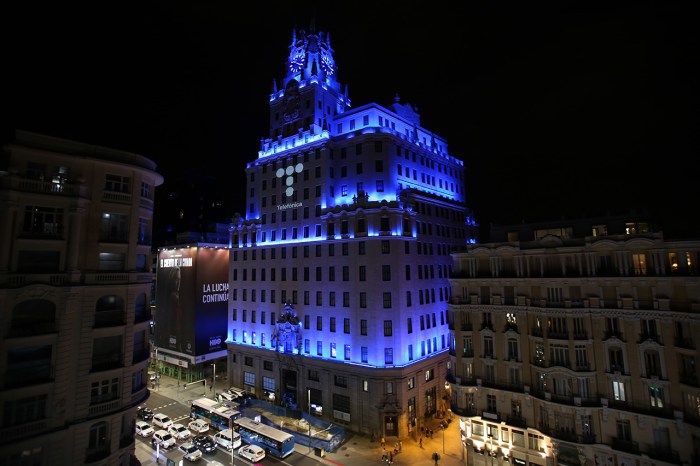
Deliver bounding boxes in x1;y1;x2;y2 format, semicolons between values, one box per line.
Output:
320;48;334;75
289;47;305;73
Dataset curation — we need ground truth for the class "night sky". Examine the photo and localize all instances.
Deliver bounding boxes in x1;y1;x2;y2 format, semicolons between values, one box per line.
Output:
6;1;699;240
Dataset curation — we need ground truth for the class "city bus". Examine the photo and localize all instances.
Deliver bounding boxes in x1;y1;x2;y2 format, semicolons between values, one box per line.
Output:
233;416;295;458
190;397;241;431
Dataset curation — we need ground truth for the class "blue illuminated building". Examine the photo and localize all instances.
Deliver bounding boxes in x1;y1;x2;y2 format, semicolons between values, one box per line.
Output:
226;26;478;438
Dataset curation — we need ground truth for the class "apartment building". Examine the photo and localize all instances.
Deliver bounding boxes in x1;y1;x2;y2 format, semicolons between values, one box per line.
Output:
0;130;163;465
226;27;478;438
448;216;700;466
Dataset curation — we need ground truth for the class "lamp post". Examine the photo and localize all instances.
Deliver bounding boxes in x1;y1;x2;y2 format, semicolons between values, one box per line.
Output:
307;388;312;453
442;424;445;454
229;417;235;466
488;433;494;466
212;362;216;398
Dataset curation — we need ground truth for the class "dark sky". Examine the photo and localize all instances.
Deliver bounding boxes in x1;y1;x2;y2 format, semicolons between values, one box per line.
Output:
6;1;699;239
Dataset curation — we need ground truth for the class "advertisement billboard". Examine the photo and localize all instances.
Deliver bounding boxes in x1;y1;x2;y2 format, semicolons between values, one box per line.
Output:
155;247;229;357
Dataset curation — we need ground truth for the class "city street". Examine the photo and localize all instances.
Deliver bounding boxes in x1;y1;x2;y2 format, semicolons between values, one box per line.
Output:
136;376;471;466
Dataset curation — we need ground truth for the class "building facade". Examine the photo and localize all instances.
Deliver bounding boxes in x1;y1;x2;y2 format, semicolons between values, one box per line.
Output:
448;217;700;466
226;27;478;439
0;131;163;465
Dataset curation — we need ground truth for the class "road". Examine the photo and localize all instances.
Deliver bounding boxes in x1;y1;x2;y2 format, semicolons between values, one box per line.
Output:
136;391;333;466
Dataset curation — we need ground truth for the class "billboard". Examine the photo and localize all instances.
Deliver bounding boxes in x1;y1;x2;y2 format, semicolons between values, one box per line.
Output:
155;247;229;357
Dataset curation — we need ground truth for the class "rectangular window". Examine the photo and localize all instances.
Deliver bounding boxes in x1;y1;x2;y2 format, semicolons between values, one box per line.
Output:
384;320;393;336
384;348;393;365
316;316;323;330
361;347;368;363
361;319;368;336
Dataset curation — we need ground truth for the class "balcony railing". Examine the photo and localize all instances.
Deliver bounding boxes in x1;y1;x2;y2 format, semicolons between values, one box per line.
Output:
611;437;639;455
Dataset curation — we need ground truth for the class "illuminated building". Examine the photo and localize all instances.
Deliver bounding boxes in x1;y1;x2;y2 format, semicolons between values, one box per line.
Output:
226;27;478;438
0;130;163;464
448;216;700;465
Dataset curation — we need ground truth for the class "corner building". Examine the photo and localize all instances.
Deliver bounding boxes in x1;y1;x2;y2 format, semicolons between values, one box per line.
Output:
448;217;700;466
227;27;477;438
0;131;163;464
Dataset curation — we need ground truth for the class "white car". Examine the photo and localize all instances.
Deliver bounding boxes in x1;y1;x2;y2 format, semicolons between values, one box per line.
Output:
168;423;192;441
178;442;203;462
152;429;177;450
238;444;265;462
188;419;209;434
152;413;173;430
135;420;154;438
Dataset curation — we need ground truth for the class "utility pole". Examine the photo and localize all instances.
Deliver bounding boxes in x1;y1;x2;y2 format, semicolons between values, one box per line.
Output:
308;388;312;453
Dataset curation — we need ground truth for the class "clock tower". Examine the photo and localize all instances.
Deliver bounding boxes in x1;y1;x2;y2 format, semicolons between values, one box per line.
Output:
268;27;350;141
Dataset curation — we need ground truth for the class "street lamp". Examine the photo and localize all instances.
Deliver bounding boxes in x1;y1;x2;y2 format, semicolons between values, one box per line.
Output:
307;388;312;453
441;424;445;454
488;433;494;466
229;417;235;466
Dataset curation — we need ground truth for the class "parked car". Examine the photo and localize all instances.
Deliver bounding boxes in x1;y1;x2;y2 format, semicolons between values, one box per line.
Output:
192;435;216;454
137;406;154;421
238;444;265;462
188;419;209;434
152;430;176;450
152;413;173;429
168;423;192;441
135;421;154;438
178;442;203;462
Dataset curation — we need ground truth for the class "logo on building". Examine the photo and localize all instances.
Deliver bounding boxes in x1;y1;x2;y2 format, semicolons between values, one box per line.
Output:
276;163;304;197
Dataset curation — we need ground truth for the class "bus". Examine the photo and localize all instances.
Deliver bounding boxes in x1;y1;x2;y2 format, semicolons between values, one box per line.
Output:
190;397;241;431
233;416;295;459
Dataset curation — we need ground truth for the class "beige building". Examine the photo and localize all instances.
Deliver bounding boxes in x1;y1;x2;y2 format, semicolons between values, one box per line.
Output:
448;218;700;466
0;131;163;465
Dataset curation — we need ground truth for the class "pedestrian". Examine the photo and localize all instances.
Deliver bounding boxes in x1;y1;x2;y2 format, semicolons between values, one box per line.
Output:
399;440;402;452
381;436;385;448
419;436;423;448
389;451;393;462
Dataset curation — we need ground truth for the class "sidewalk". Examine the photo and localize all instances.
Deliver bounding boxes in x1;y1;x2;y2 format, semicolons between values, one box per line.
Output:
149;374;468;466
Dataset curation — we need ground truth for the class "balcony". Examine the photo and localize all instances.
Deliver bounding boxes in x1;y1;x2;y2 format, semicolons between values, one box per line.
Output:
675;338;695;350
646;447;680;464
611;437;639;455
506;414;527;429
85;445;111;463
94;310;125;328
91;354;123;372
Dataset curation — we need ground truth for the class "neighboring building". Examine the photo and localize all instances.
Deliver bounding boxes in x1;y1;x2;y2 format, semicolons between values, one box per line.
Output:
153;245;230;381
226;27;478;439
0;130;163;465
448;216;700;466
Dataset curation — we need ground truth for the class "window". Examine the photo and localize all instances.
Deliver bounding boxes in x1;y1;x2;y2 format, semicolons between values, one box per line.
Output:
384;320;393;336
384;348;393;365
359;265;367;281
361;347;368;363
382;265;391;281
105;174;130;193
88;421;110;455
23;206;64;236
330;342;336;358
361;319;368;336
344;345;351;360
316;316;323;331
334;375;347;388
383;292;392;308
613;380;626;401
